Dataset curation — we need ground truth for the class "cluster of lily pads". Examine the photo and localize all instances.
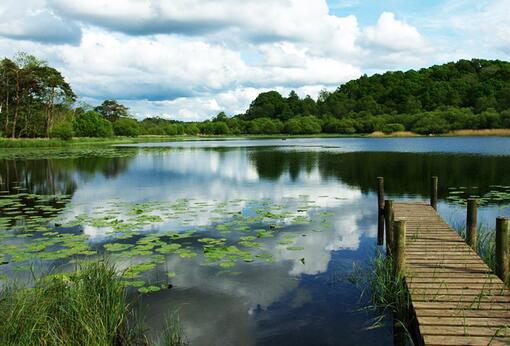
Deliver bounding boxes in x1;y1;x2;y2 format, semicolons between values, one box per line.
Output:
447;185;510;208
0;147;138;160
0;191;338;293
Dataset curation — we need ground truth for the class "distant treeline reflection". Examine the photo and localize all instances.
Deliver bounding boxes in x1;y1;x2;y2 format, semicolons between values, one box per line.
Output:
249;150;510;199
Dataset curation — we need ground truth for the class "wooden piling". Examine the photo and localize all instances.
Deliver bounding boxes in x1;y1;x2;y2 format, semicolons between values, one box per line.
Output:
496;217;509;284
393;219;406;277
384;200;394;255
430;176;438;210
466;198;478;250
377;177;385;245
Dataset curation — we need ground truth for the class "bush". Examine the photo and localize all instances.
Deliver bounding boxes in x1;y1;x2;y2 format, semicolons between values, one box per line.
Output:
412;116;450;134
73;111;113;138
49;121;74;140
382;123;405;134
184;124;200;135
284;116;321;134
113;118;140;137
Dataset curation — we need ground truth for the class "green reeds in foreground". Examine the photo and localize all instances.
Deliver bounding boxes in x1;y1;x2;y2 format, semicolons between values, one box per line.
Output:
0;261;186;346
350;249;413;343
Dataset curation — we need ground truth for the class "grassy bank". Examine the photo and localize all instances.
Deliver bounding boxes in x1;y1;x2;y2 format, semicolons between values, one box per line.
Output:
1;128;510;148
0;261;186;346
0;136;192;148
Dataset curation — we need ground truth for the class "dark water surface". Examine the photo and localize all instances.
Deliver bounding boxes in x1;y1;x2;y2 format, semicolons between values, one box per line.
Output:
1;137;510;346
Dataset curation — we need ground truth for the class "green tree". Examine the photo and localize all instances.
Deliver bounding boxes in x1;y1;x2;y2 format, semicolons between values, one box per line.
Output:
113;117;140;137
95;100;129;122
74;111;113;137
49;120;74;140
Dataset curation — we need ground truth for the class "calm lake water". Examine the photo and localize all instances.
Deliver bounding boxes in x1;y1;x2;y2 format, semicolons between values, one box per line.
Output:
1;137;510;345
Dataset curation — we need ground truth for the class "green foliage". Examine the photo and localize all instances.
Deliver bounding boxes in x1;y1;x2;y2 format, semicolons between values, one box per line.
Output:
284;116;322;134
0;53;76;138
113;117;140;137
49;121;74;140
3;55;510;138
95;100;130;122
0;261;137;345
74;111;114;138
412;115;450;134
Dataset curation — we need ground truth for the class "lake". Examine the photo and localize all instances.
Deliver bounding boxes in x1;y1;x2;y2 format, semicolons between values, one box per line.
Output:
1;136;510;345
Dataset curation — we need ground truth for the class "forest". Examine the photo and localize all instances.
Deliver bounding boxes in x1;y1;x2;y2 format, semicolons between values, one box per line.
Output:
1;53;510;138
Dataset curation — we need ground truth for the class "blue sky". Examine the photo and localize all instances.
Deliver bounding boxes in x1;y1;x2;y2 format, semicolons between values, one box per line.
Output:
0;0;508;120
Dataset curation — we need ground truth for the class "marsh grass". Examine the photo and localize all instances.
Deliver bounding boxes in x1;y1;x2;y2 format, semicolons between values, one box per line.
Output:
351;249;414;343
0;261;186;346
158;311;189;346
453;222;496;272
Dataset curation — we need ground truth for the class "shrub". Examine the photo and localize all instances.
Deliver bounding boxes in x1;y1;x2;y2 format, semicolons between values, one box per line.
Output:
382;123;405;134
73;111;113;138
412;116;450;134
49;121;74;140
113;118;140;137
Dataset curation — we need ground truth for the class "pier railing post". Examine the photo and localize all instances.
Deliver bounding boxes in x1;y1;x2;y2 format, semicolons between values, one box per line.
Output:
466;198;478;251
384;200;394;254
496;217;509;284
430;176;438;210
393;219;407;277
377;177;385;245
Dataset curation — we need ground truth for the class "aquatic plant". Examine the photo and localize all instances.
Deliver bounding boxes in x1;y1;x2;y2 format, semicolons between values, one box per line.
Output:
0;260;187;346
453;222;497;272
158;311;189;346
350;249;414;342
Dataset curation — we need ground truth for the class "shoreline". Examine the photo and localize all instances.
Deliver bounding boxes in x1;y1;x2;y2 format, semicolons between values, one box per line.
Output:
1;129;509;148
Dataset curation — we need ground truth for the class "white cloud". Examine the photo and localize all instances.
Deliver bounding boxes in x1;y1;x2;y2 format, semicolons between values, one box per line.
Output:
2;0;506;120
0;0;80;44
362;12;426;52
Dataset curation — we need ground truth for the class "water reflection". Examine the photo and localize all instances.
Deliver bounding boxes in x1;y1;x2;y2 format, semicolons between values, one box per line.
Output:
2;138;510;346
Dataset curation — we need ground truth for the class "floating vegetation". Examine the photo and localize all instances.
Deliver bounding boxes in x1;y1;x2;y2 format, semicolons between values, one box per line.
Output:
0;191;339;293
447;185;510;208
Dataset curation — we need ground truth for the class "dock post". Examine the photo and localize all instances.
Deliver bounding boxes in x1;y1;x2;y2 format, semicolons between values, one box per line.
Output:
430;176;438;210
496;217;509;284
466;199;478;251
384;200;394;254
393;219;407;277
377;177;385;245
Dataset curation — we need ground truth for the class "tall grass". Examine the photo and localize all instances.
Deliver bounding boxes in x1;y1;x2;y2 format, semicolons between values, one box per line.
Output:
350;249;414;343
453;222;496;271
0;261;186;346
158;312;189;346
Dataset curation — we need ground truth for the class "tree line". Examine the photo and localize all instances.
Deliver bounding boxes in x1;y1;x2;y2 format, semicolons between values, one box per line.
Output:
1;54;510;139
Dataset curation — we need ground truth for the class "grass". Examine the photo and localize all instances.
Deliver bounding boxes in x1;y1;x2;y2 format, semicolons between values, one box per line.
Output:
0;136;189;148
0;260;187;346
1;129;509;148
350;249;414;342
453;222;497;272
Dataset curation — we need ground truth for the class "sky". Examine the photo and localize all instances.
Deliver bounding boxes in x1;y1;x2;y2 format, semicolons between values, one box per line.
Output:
0;0;509;121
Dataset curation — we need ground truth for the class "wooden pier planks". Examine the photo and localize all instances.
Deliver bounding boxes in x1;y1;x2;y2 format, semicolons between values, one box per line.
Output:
393;202;510;345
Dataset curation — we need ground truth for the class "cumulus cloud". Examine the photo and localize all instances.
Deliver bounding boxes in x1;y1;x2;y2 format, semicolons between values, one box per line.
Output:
362;12;426;52
0;0;81;44
2;0;505;120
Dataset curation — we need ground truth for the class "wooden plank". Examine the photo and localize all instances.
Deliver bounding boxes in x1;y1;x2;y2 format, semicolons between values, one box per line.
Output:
423;335;510;346
391;202;510;345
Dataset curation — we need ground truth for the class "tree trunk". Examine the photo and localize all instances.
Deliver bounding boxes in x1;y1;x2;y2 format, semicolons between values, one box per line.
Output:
11;70;20;138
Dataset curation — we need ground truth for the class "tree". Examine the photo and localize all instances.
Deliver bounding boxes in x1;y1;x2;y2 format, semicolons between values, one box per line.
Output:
95;100;129;122
113;117;140;137
73;111;113;137
0;53;75;138
49;120;74;140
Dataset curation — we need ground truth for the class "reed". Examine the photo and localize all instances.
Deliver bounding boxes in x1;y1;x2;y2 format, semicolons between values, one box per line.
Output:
0;260;186;346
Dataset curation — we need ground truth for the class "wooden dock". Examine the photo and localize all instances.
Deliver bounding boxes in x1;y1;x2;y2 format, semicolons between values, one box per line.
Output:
394;202;510;345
